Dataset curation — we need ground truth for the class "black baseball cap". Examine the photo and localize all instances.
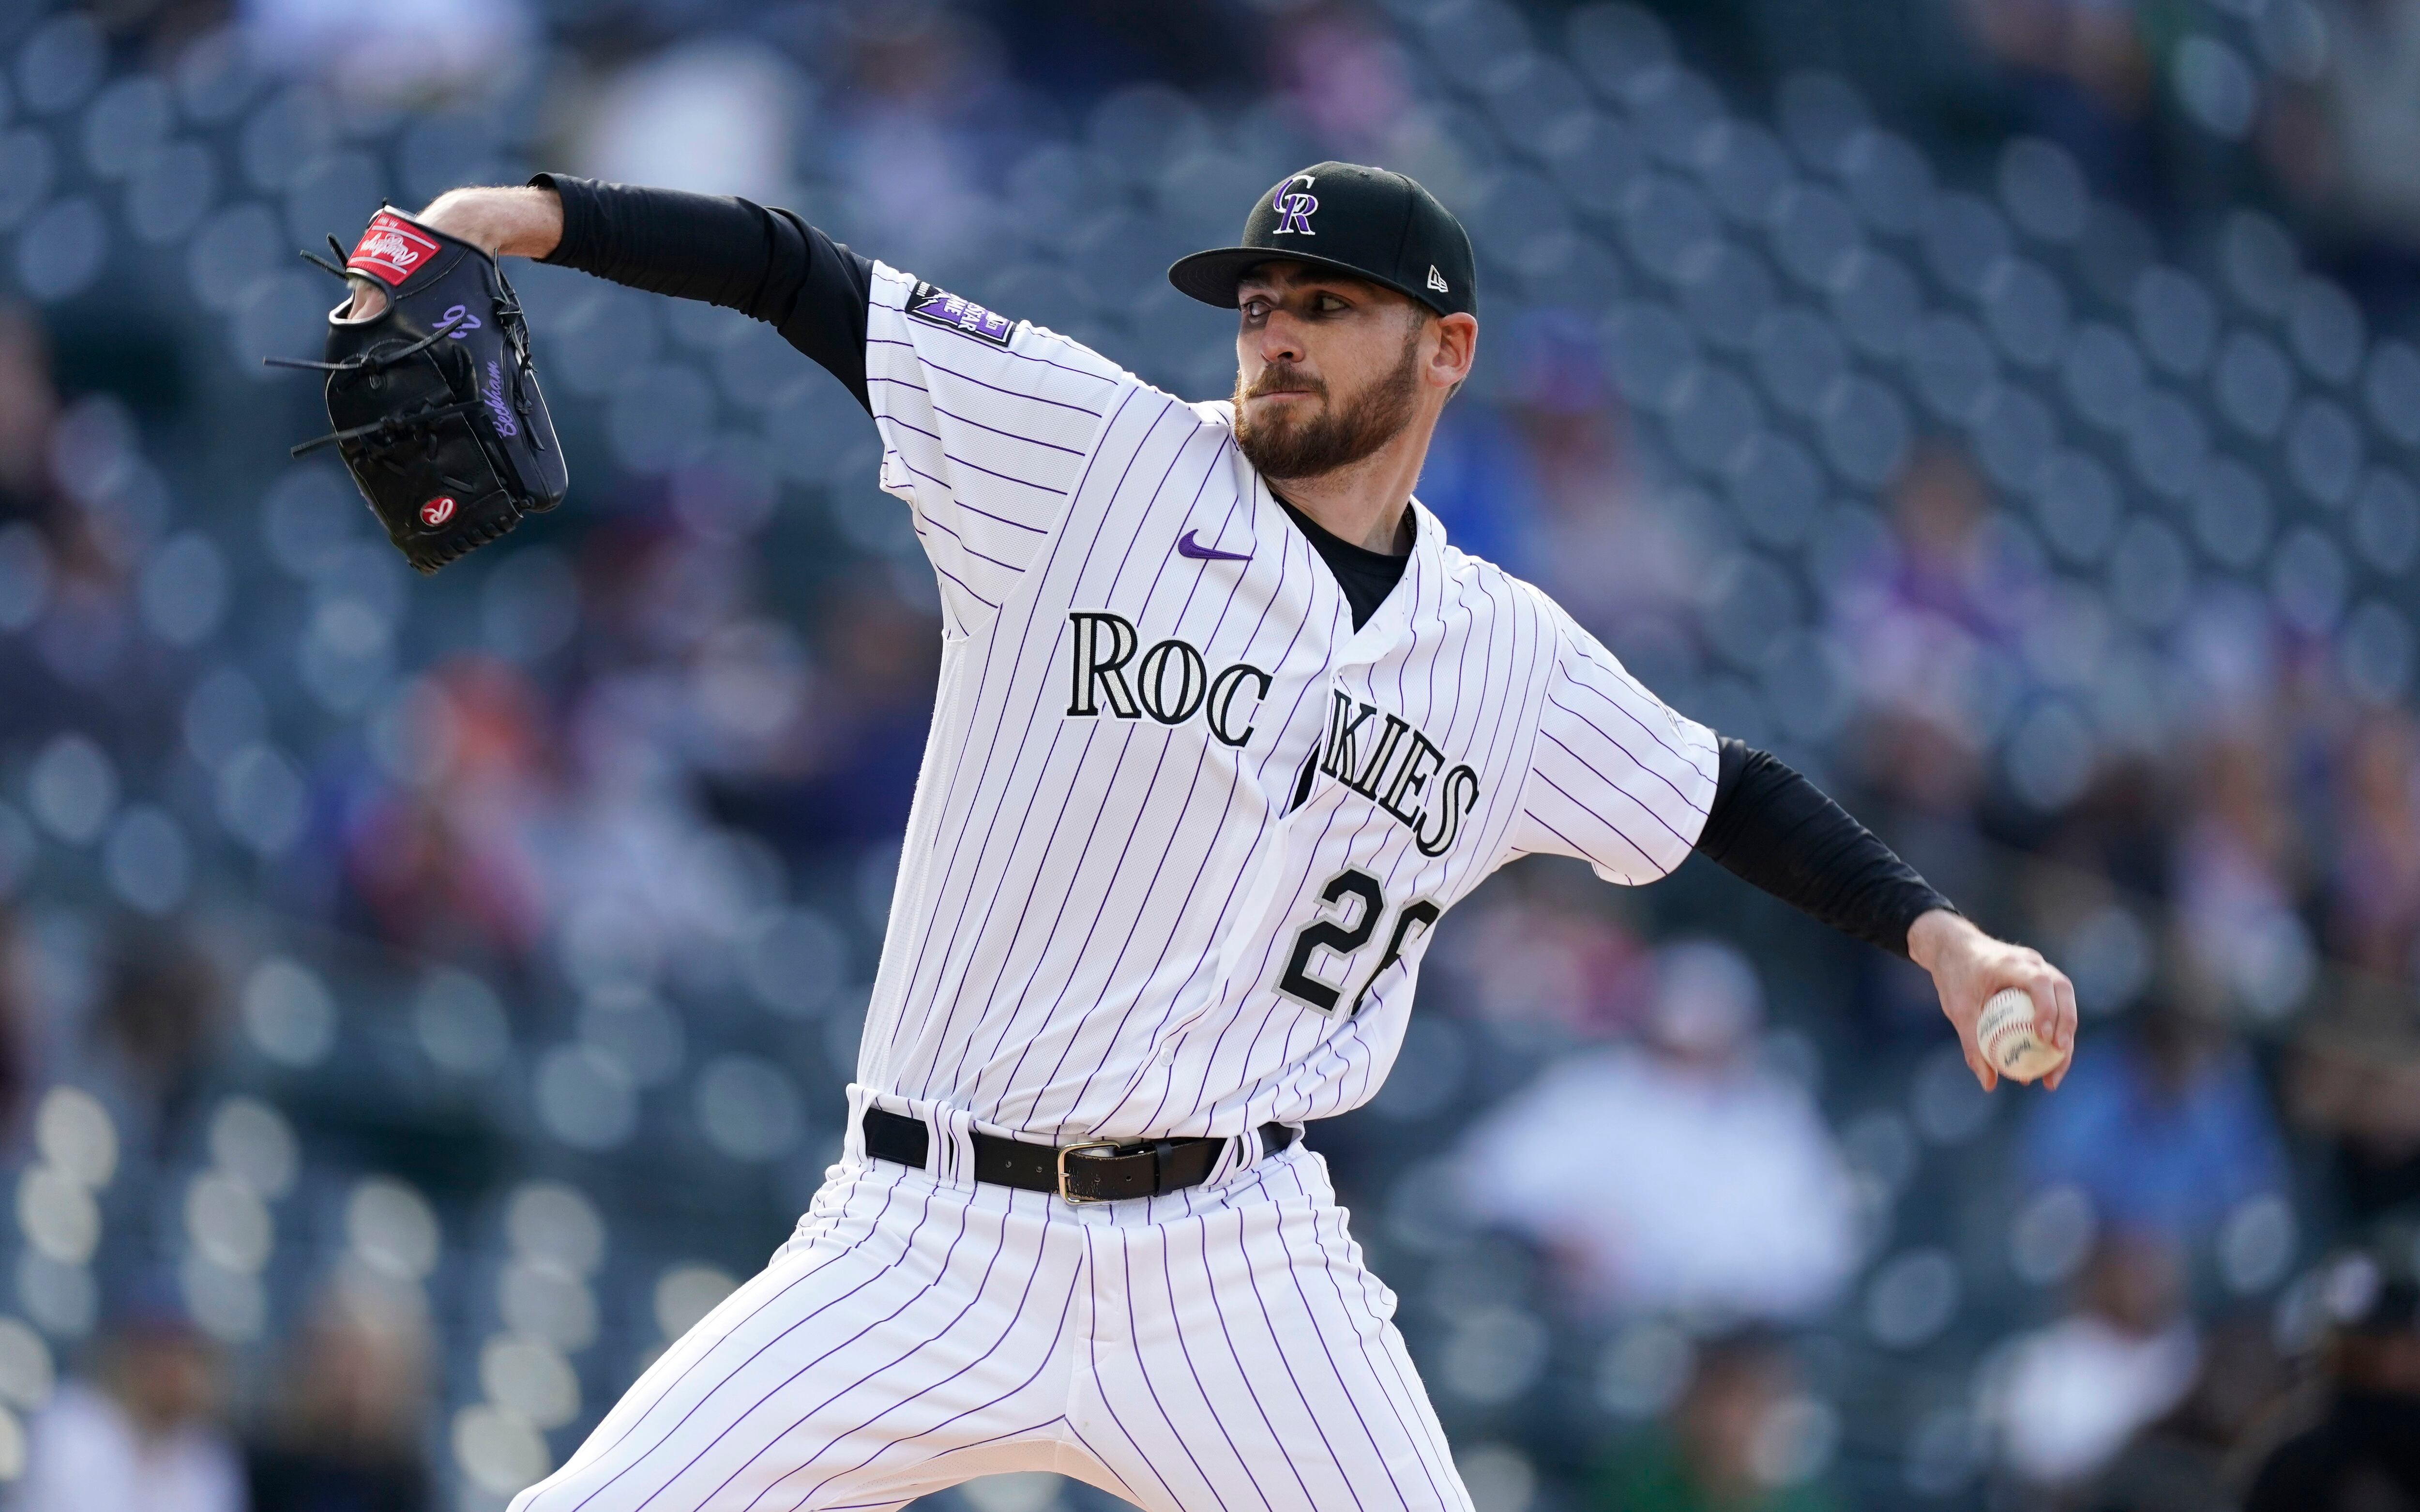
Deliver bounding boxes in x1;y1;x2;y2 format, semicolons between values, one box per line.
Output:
1168;162;1478;320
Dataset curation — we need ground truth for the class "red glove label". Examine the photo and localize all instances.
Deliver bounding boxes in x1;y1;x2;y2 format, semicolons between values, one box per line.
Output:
421;496;456;527
348;212;441;287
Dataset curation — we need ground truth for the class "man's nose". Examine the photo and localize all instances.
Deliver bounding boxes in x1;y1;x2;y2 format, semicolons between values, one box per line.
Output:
1251;311;1306;367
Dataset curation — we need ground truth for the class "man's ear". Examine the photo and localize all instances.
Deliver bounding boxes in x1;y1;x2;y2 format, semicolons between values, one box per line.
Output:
1430;312;1478;392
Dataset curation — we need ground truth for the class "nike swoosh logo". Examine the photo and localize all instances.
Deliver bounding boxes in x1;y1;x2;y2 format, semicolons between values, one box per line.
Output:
1177;529;1252;562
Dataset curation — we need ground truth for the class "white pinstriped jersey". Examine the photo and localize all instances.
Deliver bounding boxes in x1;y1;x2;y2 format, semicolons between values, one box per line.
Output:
851;261;1720;1143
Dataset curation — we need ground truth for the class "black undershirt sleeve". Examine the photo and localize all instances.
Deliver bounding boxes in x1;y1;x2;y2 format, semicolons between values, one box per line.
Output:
1692;737;1957;960
529;173;876;412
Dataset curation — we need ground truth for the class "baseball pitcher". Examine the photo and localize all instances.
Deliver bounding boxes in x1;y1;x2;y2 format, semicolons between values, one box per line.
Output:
316;163;2076;1512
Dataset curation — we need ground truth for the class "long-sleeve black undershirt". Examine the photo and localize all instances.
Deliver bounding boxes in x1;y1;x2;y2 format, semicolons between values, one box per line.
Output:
1697;738;1956;958
527;171;1960;960
532;173;876;410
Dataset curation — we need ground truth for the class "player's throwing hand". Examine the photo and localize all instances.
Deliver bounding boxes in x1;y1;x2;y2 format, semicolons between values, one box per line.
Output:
1907;908;2079;1092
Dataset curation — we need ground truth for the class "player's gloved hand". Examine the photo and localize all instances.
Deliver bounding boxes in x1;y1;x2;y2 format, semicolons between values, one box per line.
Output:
1907;909;2077;1092
340;184;564;321
268;203;568;573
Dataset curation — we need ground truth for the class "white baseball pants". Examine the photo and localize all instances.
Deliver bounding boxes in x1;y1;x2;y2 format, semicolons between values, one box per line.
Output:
508;1089;1474;1512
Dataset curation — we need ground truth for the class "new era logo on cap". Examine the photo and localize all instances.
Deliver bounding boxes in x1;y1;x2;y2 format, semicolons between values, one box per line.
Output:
1427;266;1448;293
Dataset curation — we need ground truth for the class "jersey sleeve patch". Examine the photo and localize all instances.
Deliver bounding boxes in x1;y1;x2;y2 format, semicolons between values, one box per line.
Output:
906;282;1015;347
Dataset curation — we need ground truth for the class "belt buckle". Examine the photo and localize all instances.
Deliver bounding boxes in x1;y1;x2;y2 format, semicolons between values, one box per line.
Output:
1056;1140;1124;1204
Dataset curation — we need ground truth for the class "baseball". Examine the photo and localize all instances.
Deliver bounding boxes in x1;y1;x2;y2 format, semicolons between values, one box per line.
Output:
1976;987;2066;1083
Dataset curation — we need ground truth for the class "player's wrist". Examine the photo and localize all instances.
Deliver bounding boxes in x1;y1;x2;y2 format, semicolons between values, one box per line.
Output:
415;185;563;261
1904;907;1973;972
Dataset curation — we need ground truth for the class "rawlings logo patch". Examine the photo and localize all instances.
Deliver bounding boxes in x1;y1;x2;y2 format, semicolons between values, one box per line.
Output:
421;496;456;527
906;282;1013;347
348;212;441;287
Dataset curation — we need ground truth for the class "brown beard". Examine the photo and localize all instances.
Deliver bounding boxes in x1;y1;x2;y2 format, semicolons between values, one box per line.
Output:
1233;322;1423;481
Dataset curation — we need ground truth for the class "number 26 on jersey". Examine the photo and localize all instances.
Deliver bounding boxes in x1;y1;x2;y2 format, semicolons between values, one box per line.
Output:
1278;870;1440;1018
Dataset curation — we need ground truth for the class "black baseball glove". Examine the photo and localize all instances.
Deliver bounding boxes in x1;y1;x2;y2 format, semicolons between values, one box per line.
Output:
271;207;568;573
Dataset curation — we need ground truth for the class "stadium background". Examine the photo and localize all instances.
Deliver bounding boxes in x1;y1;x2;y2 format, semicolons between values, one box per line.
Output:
0;0;2415;1507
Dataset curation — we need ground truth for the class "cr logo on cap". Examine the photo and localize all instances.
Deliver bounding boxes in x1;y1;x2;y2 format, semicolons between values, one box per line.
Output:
420;496;456;527
1270;174;1318;236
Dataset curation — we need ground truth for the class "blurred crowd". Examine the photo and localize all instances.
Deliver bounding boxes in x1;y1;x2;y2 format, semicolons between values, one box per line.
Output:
0;0;2419;1510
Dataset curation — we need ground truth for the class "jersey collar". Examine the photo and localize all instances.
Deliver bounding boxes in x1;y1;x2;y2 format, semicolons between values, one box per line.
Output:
1217;404;1452;663
1338;495;1443;663
1246;468;1444;665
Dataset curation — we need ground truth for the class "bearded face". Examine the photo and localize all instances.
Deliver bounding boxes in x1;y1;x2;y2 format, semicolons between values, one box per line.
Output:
1233;315;1425;481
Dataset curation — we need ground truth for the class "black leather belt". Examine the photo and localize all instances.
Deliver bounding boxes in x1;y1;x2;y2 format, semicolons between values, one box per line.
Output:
860;1107;1296;1203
